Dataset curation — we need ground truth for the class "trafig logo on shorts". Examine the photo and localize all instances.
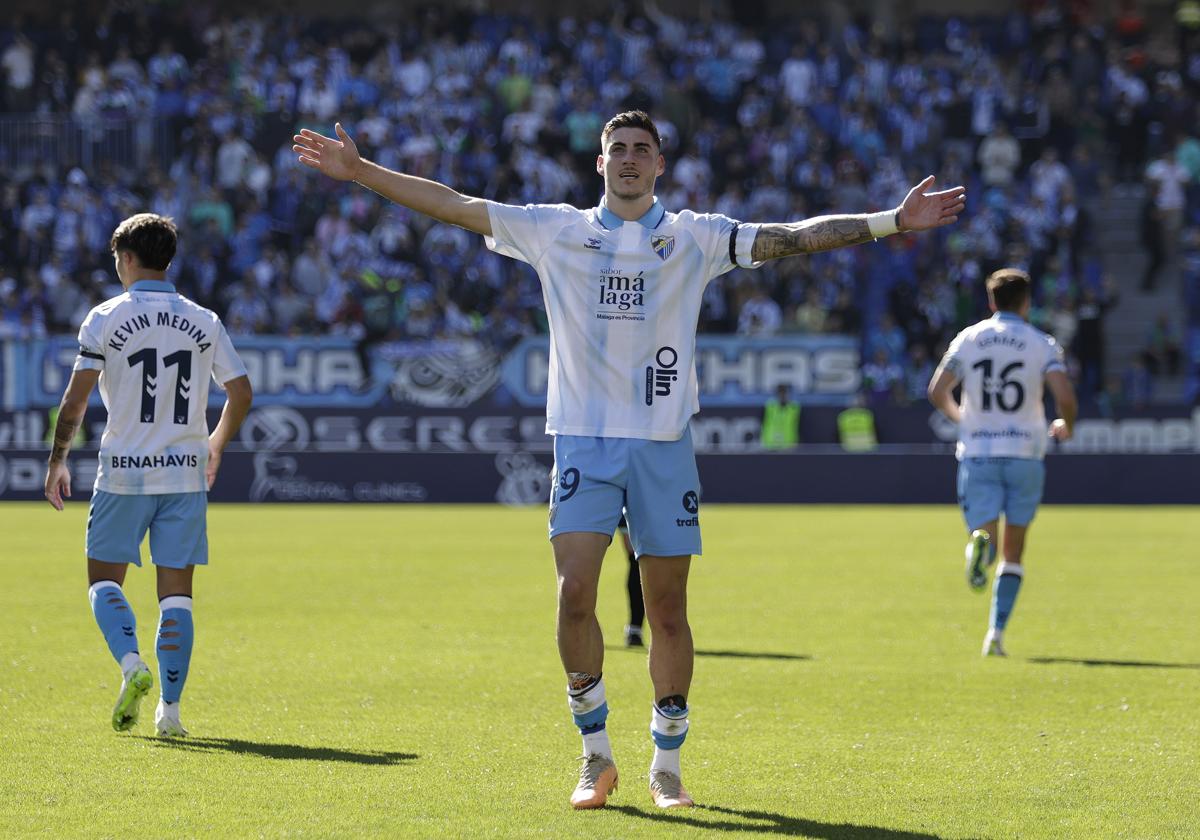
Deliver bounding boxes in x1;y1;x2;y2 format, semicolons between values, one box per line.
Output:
644;346;678;406
677;490;699;526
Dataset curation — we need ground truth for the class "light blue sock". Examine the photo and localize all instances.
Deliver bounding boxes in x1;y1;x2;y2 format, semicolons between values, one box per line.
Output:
88;581;140;667
156;596;194;704
989;563;1024;631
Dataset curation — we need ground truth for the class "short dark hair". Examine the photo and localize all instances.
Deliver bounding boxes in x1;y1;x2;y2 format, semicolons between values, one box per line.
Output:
601;110;661;149
110;213;177;271
986;268;1031;312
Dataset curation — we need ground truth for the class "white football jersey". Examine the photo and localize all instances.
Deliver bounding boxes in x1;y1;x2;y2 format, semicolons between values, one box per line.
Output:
486;199;760;440
73;280;247;494
939;312;1066;460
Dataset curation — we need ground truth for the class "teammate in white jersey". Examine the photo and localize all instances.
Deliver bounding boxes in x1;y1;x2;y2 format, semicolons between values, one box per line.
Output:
44;213;253;736
294;111;964;808
928;269;1077;657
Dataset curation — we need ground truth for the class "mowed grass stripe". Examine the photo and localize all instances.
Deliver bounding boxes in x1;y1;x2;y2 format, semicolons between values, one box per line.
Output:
0;503;1195;838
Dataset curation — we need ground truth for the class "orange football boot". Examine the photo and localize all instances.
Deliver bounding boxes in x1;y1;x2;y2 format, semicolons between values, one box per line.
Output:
649;769;694;808
571;754;618;809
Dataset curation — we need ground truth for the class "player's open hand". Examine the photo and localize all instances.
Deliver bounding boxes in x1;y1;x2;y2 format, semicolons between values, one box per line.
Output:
897;176;966;232
1048;419;1072;442
294;123;362;182
44;461;71;510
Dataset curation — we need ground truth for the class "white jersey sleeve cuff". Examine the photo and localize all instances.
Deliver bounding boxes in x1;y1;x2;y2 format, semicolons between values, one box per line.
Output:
74;355;104;372
220;369;249;384
733;222;764;269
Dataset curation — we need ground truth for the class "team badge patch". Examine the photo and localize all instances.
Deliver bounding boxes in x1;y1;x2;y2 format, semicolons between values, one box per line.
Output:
651;234;675;261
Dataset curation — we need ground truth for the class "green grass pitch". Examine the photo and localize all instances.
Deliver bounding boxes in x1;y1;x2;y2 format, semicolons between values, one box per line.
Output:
1;503;1197;838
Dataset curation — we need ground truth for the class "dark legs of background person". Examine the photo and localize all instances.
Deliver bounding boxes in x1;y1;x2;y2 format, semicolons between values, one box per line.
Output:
626;544;645;647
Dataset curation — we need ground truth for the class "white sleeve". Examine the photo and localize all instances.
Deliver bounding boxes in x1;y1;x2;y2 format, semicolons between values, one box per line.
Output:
938;331;969;381
73;308;106;372
1043;334;1066;374
484;202;578;266
683;211;763;279
210;322;248;386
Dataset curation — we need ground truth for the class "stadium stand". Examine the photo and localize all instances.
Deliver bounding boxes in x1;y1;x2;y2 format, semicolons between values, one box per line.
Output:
1;3;1197;406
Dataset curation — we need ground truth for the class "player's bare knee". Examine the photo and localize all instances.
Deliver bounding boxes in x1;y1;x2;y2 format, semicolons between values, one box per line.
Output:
557;575;597;621
647;613;688;639
645;593;688;635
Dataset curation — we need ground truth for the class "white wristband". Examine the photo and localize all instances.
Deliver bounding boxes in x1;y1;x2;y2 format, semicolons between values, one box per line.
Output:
867;209;901;238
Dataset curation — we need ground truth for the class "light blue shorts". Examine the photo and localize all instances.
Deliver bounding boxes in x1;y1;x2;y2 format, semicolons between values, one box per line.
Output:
956;457;1045;531
86;490;208;568
549;426;701;557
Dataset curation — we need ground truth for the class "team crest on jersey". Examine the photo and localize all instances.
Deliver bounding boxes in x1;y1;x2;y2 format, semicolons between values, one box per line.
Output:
651;234;674;261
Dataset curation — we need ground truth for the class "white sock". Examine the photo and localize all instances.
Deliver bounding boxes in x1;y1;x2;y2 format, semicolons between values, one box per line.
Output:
120;652;144;674
650;702;689;776
582;728;613;761
568;677;612;761
650;746;681;776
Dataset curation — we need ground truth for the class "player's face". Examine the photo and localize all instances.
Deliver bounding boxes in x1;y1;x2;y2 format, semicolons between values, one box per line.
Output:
598;127;665;202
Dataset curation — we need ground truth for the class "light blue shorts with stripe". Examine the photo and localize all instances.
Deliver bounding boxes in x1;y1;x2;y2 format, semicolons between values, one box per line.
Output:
549;425;702;558
956;457;1045;531
86;490;208;568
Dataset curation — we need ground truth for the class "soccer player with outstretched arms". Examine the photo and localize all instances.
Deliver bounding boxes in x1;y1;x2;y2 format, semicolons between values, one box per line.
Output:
295;111;964;808
928;268;1077;657
44;213;253;736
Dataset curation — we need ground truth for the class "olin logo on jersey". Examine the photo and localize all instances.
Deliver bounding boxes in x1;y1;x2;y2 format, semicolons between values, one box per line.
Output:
644;346;679;405
111;453;200;469
597;267;647;320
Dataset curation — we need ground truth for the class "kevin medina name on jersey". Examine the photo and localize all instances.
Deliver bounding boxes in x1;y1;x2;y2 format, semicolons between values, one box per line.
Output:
106;311;213;353
111;453;200;469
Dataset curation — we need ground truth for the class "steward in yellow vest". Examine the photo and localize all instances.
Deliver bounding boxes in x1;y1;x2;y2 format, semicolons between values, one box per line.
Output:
761;384;800;449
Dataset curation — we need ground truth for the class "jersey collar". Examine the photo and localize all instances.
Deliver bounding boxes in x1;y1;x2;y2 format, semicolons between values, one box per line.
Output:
597;197;666;230
129;279;177;293
991;311;1025;323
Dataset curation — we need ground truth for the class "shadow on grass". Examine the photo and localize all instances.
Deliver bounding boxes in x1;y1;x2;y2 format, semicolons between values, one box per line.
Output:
607;804;954;838
696;650;811;662
133;736;417;765
1028;656;1200;670
607;646;811;662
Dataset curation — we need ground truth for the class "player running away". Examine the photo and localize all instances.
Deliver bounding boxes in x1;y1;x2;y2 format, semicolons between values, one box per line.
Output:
295;110;964;809
928;268;1077;657
44;213;252;737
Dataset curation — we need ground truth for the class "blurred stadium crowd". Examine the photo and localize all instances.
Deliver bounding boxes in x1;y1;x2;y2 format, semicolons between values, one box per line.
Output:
2;2;1199;406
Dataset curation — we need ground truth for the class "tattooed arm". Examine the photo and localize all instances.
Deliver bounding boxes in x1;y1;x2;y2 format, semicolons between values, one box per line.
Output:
44;369;100;510
749;176;966;263
752;214;883;261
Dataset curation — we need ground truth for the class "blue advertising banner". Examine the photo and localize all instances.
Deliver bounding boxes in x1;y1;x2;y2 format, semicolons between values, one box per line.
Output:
3;405;1198;454
499;335;861;407
0;334;860;411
